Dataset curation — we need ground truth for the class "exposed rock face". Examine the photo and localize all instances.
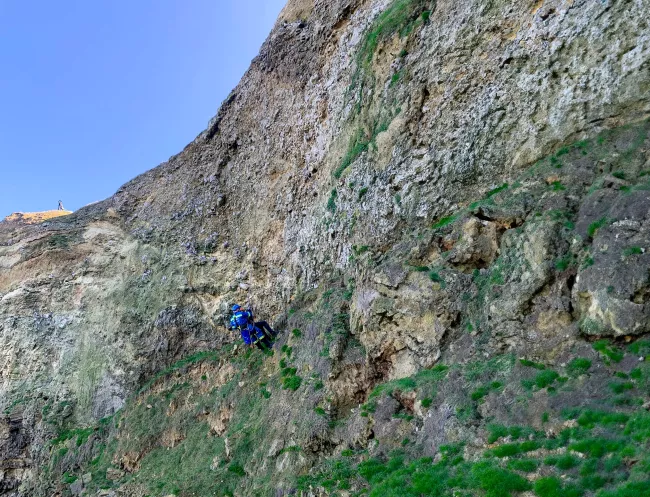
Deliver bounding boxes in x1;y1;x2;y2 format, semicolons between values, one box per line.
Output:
1;0;650;495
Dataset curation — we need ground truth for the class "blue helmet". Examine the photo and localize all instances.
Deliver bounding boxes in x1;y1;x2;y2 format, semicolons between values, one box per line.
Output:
231;304;241;312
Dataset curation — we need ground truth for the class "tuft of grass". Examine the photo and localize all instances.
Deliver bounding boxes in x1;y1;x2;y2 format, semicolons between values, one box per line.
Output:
228;462;246;477
519;359;546;370
390;70;403;87
432;214;458;230
327;189;338;212
357;0;431;69
470;460;532;496
471;381;503;402
534;476;582;497
428;271;446;289
522;369;559;390
555;254;574;271
334;130;370;178
508;459;539;472
581;255;595;268
593;340;624;363
567;358;592;376
291;328;302;339
609;381;634;394
623;246;643;257
358;186;369;200
587;217;609;238
628;338;650;355
486;183;509;198
534;370;560;388
546;453;580;470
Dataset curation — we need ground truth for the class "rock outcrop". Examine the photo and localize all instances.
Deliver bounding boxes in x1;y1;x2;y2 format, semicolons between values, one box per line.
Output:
1;0;650;496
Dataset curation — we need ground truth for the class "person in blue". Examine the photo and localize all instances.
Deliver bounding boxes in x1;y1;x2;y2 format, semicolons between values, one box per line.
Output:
228;304;277;349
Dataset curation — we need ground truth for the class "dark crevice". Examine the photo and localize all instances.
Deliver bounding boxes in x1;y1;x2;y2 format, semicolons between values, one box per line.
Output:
632;285;650;305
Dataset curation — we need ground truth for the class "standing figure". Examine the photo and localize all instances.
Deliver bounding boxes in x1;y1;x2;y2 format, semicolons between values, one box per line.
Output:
57;200;65;211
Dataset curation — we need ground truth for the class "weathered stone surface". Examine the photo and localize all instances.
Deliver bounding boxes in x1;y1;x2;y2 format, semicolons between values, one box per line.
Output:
1;0;650;494
575;190;650;336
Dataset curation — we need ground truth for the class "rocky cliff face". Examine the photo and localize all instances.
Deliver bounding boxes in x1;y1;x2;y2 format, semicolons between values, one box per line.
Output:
1;1;650;496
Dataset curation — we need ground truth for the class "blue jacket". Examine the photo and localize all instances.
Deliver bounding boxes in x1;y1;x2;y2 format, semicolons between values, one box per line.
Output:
230;310;264;345
230;310;253;329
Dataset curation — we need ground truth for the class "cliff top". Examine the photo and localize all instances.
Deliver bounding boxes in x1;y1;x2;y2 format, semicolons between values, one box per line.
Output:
3;210;73;224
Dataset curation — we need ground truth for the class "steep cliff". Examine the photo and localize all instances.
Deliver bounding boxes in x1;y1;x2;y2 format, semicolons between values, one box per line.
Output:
1;0;650;496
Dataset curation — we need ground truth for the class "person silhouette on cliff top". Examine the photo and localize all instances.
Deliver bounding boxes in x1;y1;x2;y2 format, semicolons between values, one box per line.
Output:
57;200;65;211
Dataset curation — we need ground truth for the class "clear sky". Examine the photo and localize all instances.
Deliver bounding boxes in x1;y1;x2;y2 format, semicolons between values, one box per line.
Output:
0;0;287;218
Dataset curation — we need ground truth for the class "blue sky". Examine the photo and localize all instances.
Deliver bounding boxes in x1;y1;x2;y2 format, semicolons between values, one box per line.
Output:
0;0;286;217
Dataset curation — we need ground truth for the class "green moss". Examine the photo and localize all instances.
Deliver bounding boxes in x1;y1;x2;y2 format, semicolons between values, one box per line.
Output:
291;328;302;338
